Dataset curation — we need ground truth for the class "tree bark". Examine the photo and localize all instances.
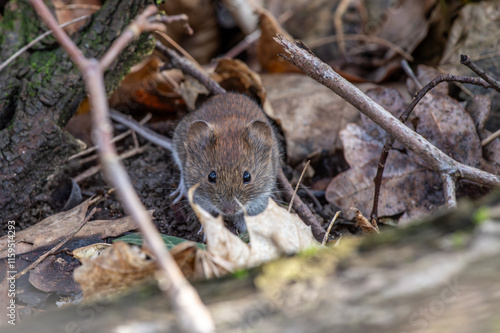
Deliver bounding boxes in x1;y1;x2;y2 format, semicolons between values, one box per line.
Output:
0;0;154;229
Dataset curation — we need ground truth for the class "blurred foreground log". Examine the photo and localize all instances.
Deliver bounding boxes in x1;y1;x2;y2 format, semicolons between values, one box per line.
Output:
5;190;500;332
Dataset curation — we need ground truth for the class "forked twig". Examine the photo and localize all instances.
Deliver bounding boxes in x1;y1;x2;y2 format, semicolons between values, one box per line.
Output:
14;207;97;279
370;62;500;221
274;36;500;224
28;1;214;331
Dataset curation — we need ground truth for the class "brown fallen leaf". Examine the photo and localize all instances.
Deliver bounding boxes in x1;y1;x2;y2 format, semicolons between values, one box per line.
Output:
29;256;81;294
0;199;148;259
211;58;267;104
467;95;500;169
262;73;362;164
352;208;379;234
256;7;301;73
189;186;320;269
439;2;500;131
408;66;484;170
108;55;184;114
53;0;100;34
326;123;444;224
74;241;157;302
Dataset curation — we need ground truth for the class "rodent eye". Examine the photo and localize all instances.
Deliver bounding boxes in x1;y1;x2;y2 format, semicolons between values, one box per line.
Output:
208;171;217;183
243;171;251;184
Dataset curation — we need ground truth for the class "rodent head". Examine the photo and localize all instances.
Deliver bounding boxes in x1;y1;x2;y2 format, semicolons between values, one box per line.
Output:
184;118;277;217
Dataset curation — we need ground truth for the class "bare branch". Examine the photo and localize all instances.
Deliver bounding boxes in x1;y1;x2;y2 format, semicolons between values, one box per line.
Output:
441;173;457;209
156;42;227;95
29;1;214;331
274;36;500;190
460;54;500;93
371;72;499;221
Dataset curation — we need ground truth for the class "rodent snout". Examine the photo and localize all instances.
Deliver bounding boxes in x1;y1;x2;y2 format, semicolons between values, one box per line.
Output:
220;201;238;215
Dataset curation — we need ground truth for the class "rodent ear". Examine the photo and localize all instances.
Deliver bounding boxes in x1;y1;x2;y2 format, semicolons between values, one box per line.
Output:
245;120;273;148
186;120;215;147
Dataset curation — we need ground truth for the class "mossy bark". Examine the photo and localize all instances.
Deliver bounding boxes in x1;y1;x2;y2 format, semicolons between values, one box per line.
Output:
0;0;154;227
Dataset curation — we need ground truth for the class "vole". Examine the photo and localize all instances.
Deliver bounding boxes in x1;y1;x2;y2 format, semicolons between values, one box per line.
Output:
171;92;280;231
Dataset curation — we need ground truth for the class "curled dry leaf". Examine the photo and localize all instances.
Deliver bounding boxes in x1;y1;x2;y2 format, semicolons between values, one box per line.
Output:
352;208;379;234
256;7;301;73
72;243;111;260
188;185;319;269
53;0;100;34
74;241;156;302
211;58;267;104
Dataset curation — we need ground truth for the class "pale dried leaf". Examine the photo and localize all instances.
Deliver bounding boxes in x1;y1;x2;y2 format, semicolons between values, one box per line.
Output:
74;241;156;301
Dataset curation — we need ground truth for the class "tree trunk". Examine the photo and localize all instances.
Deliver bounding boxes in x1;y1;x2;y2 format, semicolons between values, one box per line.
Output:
0;0;154;229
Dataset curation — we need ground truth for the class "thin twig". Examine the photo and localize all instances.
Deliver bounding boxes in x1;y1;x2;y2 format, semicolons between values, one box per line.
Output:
481;129;500;147
441;173;457;209
289;160;310;212
333;0;351;56
99;6;165;70
14;207;97;279
155;31;200;70
109;110;173;151
29;2;214;331
0;14;92;72
460;54;500;93
156;42;226;96
322;211;340;246
307;33;414;62
274;36;500;192
401;59;422;89
73;143;150;183
278;168;326;242
68;113;151;161
370;73;499;221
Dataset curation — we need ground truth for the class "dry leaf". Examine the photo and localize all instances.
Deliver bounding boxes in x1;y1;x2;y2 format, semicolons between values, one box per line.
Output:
109;56;184;114
439;2;500;129
211;58;267;104
353;208;379;234
29;256;81;294
189;186;320;269
53;0;100;34
467;95;500;169
0;199;147;259
72;243;111;260
74;241;156;301
409;66;482;169
262;73;362;163
326;123;444;224
170;242;234;279
256;8;301;73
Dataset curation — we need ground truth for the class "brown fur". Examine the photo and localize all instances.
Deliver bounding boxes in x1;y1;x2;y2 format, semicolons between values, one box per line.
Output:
172;93;279;229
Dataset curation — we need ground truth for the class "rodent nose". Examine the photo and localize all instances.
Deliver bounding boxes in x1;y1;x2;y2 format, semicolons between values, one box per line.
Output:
220;202;237;215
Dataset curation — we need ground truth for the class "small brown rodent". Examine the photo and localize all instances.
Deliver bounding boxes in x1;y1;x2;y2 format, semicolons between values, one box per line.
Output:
172;92;280;231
